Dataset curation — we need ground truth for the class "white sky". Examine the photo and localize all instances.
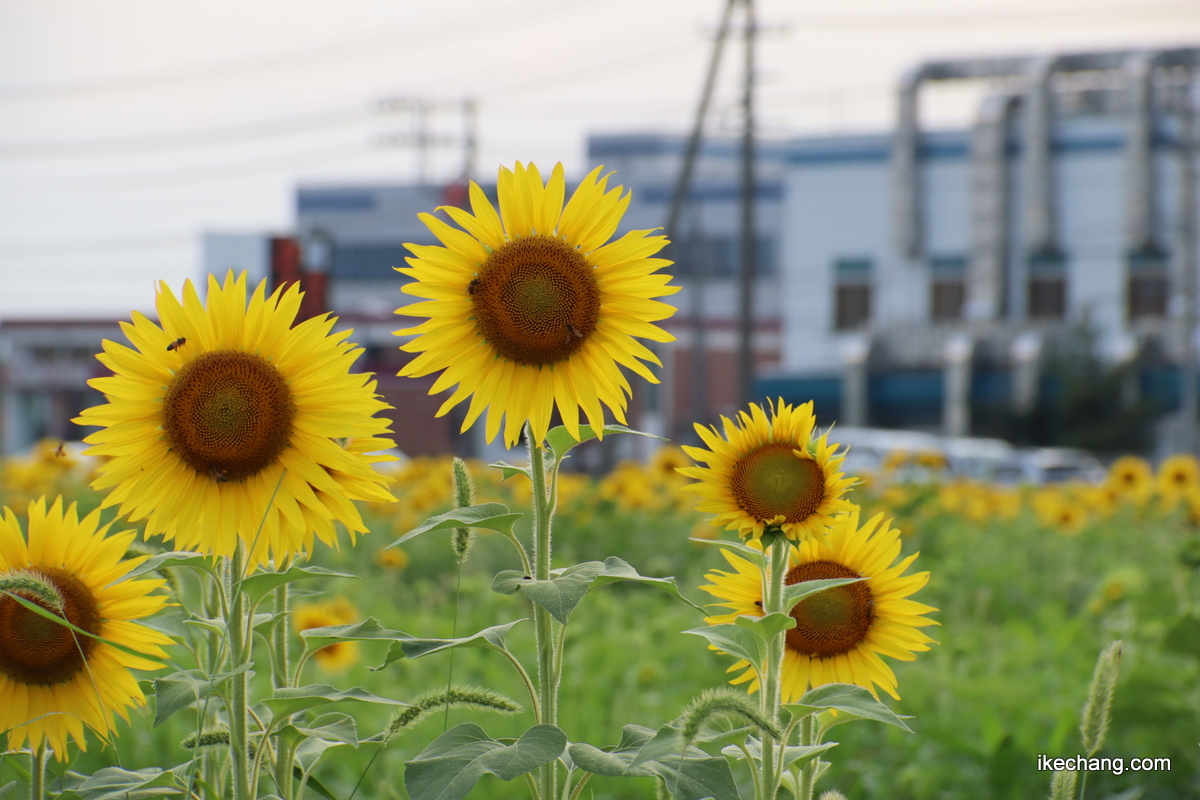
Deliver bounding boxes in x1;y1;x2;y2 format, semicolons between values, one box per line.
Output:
0;0;1197;318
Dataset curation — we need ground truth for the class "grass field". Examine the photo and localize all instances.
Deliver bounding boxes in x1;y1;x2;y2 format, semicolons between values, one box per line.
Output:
2;445;1199;799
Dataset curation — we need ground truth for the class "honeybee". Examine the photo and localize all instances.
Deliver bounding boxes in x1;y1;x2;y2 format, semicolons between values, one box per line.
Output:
167;337;187;352
54;442;66;458
208;466;229;483
468;278;480;295
565;322;584;345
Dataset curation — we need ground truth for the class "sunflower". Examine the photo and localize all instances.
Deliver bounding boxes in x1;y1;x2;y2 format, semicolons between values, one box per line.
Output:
679;399;856;542
394;162;678;448
1107;455;1152;505
700;509;937;701
1158;453;1200;505
75;271;397;564
294;596;359;672
0;497;172;757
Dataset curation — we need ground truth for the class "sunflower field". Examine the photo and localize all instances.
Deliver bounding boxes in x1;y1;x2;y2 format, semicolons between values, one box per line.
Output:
0;164;1197;800
1;437;1198;799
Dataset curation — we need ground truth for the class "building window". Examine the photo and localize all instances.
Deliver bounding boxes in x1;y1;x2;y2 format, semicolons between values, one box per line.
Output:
929;255;967;320
1027;252;1067;319
1127;248;1169;320
834;258;872;330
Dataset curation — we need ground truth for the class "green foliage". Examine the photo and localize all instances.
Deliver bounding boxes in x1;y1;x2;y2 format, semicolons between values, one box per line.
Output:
569;724;741;800
786;685;913;735
403;723;567;800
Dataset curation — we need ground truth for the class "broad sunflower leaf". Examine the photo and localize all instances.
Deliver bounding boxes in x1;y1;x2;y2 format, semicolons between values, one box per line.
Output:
124;551;218;580
240;565;356;606
786;684;913;733
371;620;526;670
720;735;835;770
489;460;532;481
734;612;796;640
298;617;412;653
569;724;741;800
545;423;665;462
404;723;567;800
152;665;253;727
683;624;765;673
687;537;766;568
493;557;702;624
389;503;522;547
264;684;409;720
276;712;359;753
0;782;16;799
74;766;185;800
780;577;865;612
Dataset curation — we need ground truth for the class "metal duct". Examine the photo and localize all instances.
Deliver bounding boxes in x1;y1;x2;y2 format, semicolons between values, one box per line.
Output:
1023;57;1060;258
892;66;925;261
967;93;1020;320
1124;52;1158;256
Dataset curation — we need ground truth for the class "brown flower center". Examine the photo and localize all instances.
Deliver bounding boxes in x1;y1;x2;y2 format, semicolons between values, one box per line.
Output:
162;350;295;482
785;560;874;659
470;235;600;366
0;567;102;685
731;442;825;523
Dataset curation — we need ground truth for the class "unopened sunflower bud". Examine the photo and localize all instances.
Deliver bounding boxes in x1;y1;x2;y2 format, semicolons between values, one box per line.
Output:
451;457;476;563
1080;640;1122;756
1048;769;1078;800
0;569;64;614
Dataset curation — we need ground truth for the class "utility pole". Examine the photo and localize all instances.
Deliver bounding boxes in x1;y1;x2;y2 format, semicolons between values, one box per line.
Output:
665;0;737;438
1179;73;1198;454
737;0;758;409
375;96;477;185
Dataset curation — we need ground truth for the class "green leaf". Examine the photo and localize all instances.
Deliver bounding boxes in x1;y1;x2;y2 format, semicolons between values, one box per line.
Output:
493;557;703;624
0;782;17;799
240;565;356;606
569;725;741;800
786;684;913;733
74;767;184;800
298;617;413;653
545;423;665;463
404;723;567;800
720;736;835;770
734;612;796;640
687;538;766;569
371;620;526;670
277;712;360;753
264;685;409;719
298;772;338;800
489;461;531;481
124;551;217;580
1163;614;1200;660
780;578;865;612
683;624;765;671
388;503;522;548
152;665;253;727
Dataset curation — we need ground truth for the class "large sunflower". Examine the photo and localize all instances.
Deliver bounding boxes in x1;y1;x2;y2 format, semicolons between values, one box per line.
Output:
395;162;679;448
75;271;397;563
700;510;937;701
678;399;856;542
0;497;172;757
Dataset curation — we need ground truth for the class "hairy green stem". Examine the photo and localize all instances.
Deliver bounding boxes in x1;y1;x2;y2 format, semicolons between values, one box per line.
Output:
226;545;253;800
528;427;557;800
271;579;293;800
29;741;46;800
797;715;816;800
757;537;789;800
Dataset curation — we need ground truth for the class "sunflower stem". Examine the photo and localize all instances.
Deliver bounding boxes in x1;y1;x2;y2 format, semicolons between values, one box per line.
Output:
757;537;790;800
528;425;558;800
29;741;46;800
271;578;294;800
796;714;817;800
226;544;254;800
